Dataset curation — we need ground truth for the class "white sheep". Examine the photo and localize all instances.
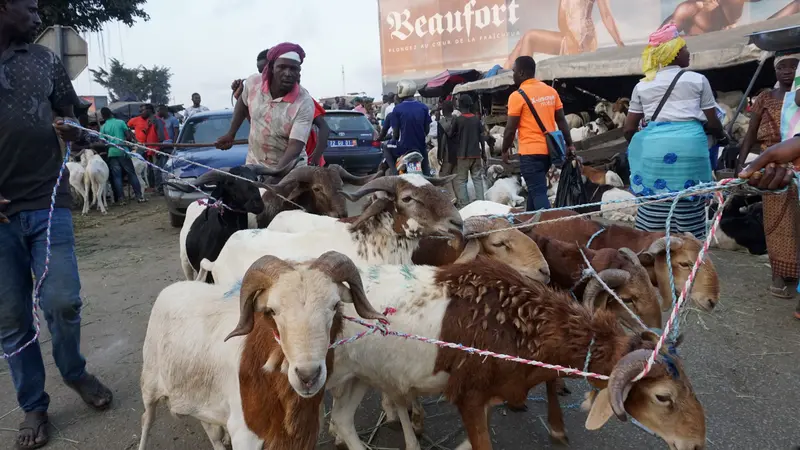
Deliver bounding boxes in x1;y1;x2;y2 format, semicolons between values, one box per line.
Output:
138;252;385;450
485;176;525;207
570;125;596;142
199;174;462;287
78;149;110;215
458;200;513;219
599;188;638;222
716;90;744;110
131;153;149;190
66;161;87;210
565;113;586;129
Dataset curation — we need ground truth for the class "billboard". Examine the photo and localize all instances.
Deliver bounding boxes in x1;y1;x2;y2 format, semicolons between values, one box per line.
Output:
377;0;800;93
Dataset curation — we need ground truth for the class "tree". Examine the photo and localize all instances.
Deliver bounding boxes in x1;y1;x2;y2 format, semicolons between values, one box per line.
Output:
38;0;149;32
90;58;172;105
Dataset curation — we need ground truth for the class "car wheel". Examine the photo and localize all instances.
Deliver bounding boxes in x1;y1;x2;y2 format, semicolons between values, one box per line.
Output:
169;212;184;228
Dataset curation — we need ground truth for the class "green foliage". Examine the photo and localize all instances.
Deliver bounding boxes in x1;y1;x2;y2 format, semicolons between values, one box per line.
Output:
90;58;172;105
38;0;149;32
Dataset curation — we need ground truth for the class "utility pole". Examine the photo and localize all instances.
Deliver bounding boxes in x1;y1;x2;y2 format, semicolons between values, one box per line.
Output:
341;65;346;95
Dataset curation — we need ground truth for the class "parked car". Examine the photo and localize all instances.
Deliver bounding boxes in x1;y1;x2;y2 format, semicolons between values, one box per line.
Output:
321;110;382;173
163;110;249;227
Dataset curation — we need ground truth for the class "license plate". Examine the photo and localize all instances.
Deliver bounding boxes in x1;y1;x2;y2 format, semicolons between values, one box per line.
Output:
407;161;422;172
329;139;356;148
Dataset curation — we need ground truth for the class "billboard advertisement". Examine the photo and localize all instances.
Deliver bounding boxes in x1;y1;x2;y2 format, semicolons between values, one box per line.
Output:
377;0;799;92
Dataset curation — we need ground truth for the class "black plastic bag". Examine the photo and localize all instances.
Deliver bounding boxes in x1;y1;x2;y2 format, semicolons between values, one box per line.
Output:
554;158;588;208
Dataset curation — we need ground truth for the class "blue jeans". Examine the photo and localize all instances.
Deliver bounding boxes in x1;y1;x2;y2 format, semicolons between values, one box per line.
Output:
108;156;143;202
519;154;551;211
0;208;87;412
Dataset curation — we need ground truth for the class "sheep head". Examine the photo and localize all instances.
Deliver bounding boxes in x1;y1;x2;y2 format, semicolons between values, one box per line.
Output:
637;235;719;313
585;341;705;450
456;217;550;284
226;251;384;398
582;248;663;331
167;165;268;215
272;165;374;219
344;174;463;240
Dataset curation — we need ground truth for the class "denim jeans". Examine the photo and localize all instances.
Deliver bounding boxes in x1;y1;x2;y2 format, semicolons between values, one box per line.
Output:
0;208;87;412
519;154;551;211
108;156;143;202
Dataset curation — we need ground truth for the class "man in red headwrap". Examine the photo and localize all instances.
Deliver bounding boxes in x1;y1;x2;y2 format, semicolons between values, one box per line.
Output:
216;42;320;169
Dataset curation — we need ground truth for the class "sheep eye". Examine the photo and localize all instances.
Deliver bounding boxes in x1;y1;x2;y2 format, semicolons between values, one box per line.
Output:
401;196;413;203
655;394;671;404
492;241;506;248
678;262;692;268
263;308;275;316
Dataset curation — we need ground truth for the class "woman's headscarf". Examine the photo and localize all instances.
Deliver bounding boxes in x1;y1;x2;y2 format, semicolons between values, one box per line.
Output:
774;50;800;68
641;23;686;81
262;42;306;93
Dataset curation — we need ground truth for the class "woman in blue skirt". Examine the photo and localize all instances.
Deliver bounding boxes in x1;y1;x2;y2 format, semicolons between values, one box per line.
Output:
623;23;726;240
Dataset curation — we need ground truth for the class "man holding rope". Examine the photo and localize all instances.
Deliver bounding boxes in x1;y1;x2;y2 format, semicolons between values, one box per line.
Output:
216;43;316;169
0;0;113;448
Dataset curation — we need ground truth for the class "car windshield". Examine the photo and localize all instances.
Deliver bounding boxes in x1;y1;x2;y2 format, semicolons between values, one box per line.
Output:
324;114;374;133
179;115;250;145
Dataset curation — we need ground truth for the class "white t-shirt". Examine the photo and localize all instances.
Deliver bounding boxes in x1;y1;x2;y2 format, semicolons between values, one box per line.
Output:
185;105;210;118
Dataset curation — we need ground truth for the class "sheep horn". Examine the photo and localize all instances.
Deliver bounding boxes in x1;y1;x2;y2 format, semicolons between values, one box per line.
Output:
277;166;318;186
309;251;385;321
331;164;375;186
644;236;684;256
342;176;401;201
618;248;644;267
608;349;653;421
463;216;495;235
193;168;230;187
424;174;457;187
224;255;294;342
581;269;630;311
349;197;394;229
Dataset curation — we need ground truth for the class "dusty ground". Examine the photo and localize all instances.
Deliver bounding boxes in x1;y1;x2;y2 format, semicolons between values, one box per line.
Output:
1;196;799;450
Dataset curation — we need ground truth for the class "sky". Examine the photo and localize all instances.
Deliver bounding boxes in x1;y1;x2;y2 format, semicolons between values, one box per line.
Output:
72;0;385;110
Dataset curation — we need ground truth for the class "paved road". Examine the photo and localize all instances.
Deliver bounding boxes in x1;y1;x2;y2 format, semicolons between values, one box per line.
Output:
1;196;798;450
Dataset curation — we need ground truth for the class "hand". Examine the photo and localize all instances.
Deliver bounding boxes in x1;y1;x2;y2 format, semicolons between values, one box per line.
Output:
215;133;235;150
739;138;800;181
567;145;577;157
53;117;80;142
231;79;243;92
740;162;794;190
0;195;9;224
502;151;510;165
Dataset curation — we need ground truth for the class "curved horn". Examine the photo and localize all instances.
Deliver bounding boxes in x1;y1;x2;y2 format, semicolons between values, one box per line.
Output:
277;165;318;186
463;216;496;236
342;176;401;201
309;251;385;321
193;168;230;187
331;164;376;186
224;255;294;341
608;349;652;421
597;269;631;288
581;270;630;311
349;197;394;229
424;174;457;187
618;248;644;267
645;236;684;256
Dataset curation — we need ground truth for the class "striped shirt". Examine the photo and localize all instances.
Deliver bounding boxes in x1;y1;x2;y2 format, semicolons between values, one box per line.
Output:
629;66;716;123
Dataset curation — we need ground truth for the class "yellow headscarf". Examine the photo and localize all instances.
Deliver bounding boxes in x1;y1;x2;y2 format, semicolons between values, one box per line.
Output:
641;23;686;81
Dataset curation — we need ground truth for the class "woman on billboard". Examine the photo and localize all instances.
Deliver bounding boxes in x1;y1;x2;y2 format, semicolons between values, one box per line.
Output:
504;0;625;66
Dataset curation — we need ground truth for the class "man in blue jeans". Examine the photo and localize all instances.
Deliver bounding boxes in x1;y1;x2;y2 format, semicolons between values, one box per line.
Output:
392;79;433;175
0;1;113;448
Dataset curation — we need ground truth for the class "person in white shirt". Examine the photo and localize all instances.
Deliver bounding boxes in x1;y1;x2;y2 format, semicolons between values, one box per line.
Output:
184;93;210;118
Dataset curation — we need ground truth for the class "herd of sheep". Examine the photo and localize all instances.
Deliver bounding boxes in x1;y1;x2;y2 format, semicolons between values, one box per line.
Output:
130;160;723;450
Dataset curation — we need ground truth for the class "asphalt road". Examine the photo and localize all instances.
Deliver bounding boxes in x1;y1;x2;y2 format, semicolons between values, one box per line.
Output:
1;196;798;450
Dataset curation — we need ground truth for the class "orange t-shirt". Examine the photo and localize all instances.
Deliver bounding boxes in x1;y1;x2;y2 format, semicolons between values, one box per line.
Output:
507;79;563;156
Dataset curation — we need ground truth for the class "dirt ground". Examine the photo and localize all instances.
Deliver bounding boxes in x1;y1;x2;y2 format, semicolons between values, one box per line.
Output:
1;196;799;450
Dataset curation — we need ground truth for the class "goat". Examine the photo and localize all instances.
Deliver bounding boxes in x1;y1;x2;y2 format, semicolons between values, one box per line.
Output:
172;164;293;282
587;119;609;136
525;211;720;312
66;161;87;210
613;98;630;115
200;174;463;287
77;149;110;215
256;164;375;229
709;194;766;255
138;251;385;450
326;257;705;450
485;175;525;207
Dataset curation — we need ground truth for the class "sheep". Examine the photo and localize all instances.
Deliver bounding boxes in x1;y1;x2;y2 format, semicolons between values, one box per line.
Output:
604;152;631;187
200;174;463;287
66;161;87;210
598;188;638;222
570;125;596;142
172;164;292;282
485;175;526;207
458;200;514;219
138;251;385;450
580;165;624;188
131;153;149;190
565;112;590;129
709;194;766;255
77;149;110;215
612;97;630;115
255;164;375;229
326;257;706;450
587;118;609;136
524;211;720;312
428;147;441;174
716;90;744;110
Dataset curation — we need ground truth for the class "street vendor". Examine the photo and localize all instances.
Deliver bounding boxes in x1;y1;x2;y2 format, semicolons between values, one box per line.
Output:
215;42;315;169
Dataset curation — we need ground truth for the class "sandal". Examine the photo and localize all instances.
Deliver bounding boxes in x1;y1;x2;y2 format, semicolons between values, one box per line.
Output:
16;411;49;449
769;285;793;299
64;373;113;411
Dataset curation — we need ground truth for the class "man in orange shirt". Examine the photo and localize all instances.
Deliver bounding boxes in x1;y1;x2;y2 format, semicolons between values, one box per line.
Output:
128;104;165;190
502;56;575;210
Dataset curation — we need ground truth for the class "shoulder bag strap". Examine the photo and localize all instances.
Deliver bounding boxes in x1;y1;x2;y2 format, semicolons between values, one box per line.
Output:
517;89;549;134
650;69;687;122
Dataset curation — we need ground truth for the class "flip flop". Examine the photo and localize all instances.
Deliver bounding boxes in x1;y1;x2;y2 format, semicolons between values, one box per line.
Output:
16;411;49;450
769;285;793;299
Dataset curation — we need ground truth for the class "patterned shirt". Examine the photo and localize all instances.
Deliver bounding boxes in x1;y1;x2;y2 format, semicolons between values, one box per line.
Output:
184;105;210;118
629;66;716;123
242;73;314;167
0;43;79;216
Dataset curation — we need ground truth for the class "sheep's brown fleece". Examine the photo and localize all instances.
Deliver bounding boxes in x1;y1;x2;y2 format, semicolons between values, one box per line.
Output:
238;313;343;450
432;256;641;408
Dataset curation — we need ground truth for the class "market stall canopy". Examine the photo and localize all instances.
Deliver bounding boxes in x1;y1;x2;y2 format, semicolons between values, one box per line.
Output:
453;13;800;95
419;69;481;98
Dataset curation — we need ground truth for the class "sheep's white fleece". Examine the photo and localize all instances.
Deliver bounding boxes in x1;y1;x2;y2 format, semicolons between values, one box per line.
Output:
458;200;512;219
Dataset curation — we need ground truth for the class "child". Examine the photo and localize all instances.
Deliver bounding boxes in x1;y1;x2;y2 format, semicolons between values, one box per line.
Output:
452;96;487;207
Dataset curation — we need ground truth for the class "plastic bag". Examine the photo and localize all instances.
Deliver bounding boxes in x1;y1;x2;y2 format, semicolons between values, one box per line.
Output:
554;158;588;208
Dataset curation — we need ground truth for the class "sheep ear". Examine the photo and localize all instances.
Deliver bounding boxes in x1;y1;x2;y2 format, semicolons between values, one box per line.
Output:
585;389;614;430
454;239;481;264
